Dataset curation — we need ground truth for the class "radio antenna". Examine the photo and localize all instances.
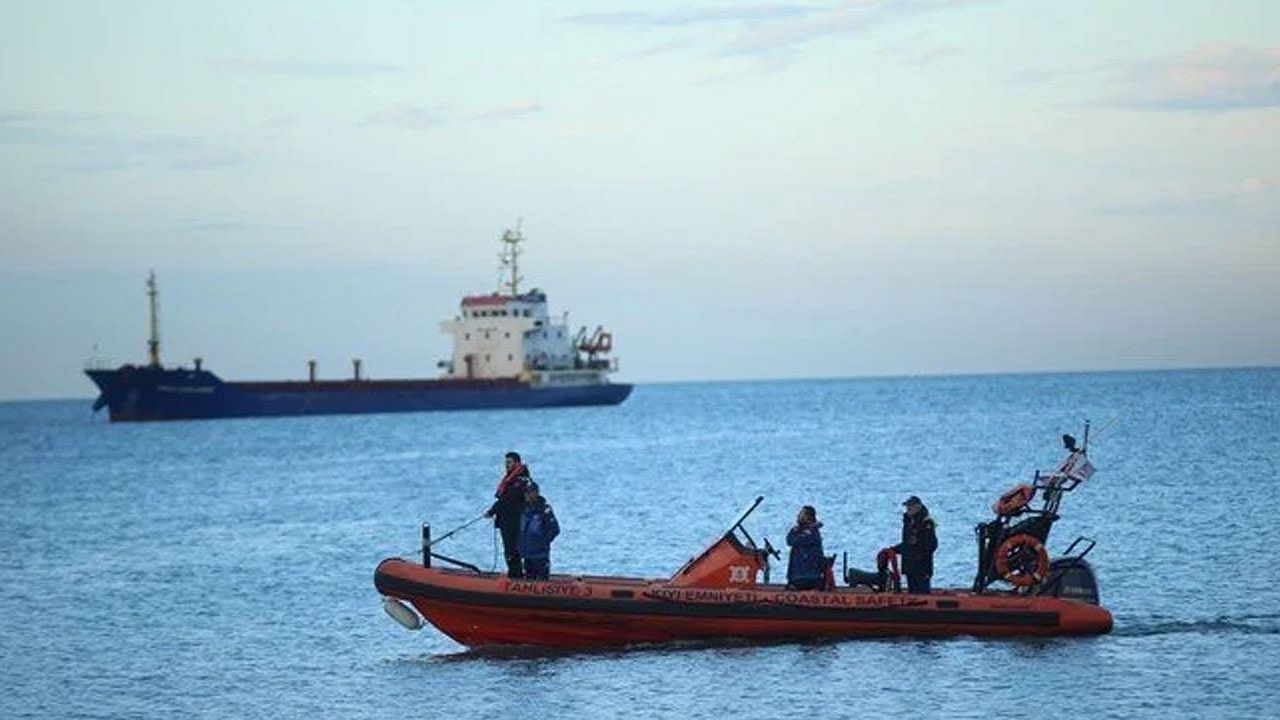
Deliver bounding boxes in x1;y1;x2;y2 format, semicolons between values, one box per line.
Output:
498;221;524;296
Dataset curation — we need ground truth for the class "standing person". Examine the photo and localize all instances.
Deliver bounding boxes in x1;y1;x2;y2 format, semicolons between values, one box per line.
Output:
894;495;938;594
486;451;530;578
786;505;826;591
517;482;560;580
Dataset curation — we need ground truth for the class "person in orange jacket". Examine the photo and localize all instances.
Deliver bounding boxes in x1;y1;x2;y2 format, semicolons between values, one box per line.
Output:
486;451;531;578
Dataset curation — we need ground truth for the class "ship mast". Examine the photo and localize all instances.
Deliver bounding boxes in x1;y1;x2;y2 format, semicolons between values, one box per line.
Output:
146;270;161;368
498;221;524;296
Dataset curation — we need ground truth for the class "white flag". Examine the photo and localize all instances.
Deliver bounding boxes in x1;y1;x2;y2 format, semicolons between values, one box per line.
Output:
1056;451;1096;481
1069;457;1096;482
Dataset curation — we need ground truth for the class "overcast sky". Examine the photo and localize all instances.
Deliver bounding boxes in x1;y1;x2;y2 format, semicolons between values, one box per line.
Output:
1;1;1277;400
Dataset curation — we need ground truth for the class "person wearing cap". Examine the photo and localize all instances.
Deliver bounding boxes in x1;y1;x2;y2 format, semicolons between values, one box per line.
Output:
486;451;531;578
786;505;827;591
517;481;560;580
894;496;938;594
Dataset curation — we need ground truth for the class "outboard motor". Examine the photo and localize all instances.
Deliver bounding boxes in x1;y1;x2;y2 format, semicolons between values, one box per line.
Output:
1038;557;1102;605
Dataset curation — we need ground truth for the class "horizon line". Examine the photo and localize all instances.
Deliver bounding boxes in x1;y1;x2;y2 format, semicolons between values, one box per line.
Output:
5;362;1277;404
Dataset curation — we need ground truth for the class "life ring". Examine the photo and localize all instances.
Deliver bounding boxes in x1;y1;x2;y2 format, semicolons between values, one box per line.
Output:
994;534;1050;587
992;484;1035;516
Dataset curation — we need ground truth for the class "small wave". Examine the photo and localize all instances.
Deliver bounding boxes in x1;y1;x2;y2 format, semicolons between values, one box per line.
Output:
427;637;781;663
1115;615;1280;638
1229;612;1280;622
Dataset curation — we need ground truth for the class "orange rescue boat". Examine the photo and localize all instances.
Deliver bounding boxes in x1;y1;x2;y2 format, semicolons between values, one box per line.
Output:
375;534;1112;648
377;423;1114;649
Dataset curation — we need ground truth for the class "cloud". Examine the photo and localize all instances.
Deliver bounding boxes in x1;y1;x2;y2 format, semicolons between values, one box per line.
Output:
723;1;977;58
1091;197;1230;217
62;158;145;174
623;37;700;60
565;5;819;28
0;113;245;173
180;220;255;233
468;101;545;122
896;43;961;66
1092;180;1278;217
210;58;404;78
568;1;983;63
167;151;245;171
1236;177;1277;196
361;104;447;130
1111;44;1280;112
261;113;300;129
361;101;545;129
1007;63;1110;86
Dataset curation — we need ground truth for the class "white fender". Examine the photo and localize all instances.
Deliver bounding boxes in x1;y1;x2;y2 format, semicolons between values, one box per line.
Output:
382;596;422;631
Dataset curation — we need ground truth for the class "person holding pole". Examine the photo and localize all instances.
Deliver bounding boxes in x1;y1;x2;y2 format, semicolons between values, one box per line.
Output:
486;451;531;578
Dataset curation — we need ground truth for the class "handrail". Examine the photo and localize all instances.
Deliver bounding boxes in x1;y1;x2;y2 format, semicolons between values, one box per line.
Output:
729;496;764;535
728;496;764;549
1032;536;1097;597
430;551;484;574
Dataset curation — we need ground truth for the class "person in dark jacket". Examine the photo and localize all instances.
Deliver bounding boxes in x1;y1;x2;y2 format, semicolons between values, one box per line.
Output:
486;451;531;578
517;482;560;580
894;495;938;594
786;505;826;591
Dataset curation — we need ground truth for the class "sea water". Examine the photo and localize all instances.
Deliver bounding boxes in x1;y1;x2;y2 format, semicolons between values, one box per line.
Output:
2;369;1278;718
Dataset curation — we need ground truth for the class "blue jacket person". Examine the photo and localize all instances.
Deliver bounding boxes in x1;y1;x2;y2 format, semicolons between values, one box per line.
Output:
786;505;826;591
517;482;560;580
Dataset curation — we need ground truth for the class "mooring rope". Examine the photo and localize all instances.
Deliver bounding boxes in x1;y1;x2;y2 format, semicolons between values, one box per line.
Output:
492;525;499;572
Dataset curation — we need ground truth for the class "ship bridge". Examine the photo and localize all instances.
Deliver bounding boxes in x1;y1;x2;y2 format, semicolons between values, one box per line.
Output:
438;226;617;382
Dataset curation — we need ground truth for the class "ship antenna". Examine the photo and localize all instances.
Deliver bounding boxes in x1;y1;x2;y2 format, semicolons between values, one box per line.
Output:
146;269;161;368
498;220;524;296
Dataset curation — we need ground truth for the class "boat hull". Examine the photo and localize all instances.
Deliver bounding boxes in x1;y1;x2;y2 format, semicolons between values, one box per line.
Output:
374;559;1114;648
85;367;632;422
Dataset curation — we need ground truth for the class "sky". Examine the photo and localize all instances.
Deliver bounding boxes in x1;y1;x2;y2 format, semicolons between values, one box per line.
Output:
1;0;1277;400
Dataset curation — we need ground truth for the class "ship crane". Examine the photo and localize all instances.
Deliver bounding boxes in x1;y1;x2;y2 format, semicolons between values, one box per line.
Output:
577;325;613;366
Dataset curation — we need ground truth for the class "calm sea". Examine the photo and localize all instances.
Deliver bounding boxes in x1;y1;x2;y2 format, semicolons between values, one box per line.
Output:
3;369;1278;719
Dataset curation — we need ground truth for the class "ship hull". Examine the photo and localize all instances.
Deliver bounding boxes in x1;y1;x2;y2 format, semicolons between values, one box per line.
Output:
85;367;632;422
374;560;1114;648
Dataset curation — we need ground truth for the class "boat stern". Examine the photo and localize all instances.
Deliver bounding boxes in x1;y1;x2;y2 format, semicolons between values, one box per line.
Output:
1057;598;1114;635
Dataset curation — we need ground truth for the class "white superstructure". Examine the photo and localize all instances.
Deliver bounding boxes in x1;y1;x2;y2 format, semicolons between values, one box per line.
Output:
438;226;618;385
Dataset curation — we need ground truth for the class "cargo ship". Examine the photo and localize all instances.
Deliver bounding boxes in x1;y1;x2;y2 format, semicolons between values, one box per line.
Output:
85;226;632;422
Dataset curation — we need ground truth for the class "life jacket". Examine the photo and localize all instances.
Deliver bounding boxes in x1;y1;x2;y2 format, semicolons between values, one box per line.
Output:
495;462;528;498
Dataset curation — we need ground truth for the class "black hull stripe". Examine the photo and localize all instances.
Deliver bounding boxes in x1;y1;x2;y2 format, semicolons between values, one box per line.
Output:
375;572;1060;628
